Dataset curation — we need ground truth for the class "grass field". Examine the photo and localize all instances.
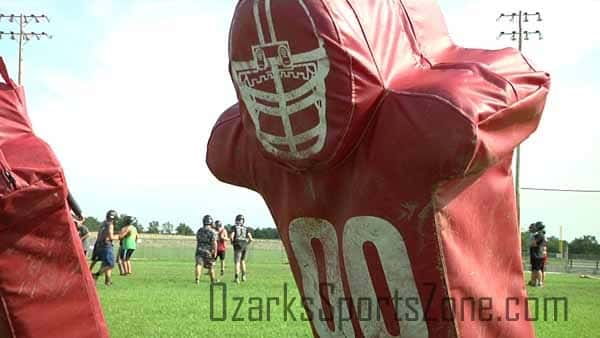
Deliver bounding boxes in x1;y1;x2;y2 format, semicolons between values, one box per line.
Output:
98;247;312;338
96;244;600;338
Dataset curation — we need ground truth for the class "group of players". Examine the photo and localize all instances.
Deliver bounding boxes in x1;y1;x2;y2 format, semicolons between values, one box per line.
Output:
195;214;253;284
527;221;548;287
71;208;253;286
83;210;139;286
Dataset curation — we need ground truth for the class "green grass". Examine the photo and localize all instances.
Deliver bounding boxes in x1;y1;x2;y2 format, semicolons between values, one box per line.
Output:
526;273;600;338
97;247;600;337
98;248;311;338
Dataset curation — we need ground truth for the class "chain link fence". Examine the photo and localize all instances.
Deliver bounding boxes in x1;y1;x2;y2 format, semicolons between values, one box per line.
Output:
522;248;600;275
87;234;599;274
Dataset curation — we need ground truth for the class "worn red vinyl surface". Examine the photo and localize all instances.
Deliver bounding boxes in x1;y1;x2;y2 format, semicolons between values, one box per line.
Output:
208;1;550;337
0;57;108;338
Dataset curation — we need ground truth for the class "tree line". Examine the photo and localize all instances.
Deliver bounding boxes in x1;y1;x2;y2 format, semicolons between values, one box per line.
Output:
82;217;600;255
520;232;600;257
83;215;280;239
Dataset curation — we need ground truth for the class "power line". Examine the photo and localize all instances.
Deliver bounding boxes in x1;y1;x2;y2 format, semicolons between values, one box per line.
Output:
496;10;544;223
522;187;600;193
0;14;52;85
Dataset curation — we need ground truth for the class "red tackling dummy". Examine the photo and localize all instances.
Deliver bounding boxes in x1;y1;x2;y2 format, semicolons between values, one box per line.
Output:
0;58;109;337
208;1;550;337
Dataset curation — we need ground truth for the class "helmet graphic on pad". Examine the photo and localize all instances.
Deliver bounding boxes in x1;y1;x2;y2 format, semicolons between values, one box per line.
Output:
230;0;330;160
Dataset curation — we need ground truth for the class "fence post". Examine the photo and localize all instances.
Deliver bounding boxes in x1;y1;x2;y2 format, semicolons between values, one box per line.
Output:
564;244;570;273
595;261;599;275
568;259;573;274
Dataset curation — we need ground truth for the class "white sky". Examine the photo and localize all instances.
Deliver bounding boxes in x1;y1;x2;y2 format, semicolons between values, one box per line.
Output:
0;0;598;240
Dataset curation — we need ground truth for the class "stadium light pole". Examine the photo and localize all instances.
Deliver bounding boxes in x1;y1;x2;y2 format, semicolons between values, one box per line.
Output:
0;14;52;85
497;11;543;225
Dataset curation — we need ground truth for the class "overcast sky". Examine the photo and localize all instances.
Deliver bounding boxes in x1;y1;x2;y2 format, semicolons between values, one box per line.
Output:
0;0;598;240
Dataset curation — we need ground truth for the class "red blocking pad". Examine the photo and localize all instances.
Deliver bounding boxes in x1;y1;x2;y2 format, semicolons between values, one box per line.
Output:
208;1;550;337
0;57;109;338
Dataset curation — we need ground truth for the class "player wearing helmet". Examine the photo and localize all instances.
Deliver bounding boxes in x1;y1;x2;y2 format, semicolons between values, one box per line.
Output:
118;216;139;275
230;214;253;283
92;210;120;286
195;215;218;284
214;220;229;276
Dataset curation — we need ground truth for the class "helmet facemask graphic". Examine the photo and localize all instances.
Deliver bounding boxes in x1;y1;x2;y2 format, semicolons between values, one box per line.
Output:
230;0;330;160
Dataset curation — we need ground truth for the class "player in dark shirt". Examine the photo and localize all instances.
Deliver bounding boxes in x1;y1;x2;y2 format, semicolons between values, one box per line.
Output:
230;214;253;283
533;231;547;287
195;215;218;284
92;210;120;286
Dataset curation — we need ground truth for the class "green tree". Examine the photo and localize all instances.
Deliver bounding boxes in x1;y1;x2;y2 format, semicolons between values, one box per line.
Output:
252;227;279;239
114;213;143;233
546;236;560;254
521;231;528;251
569;235;600;256
83;216;101;232
161;222;174;235
522;232;565;256
147;221;160;234
176;223;194;236
132;218;144;233
115;214;128;230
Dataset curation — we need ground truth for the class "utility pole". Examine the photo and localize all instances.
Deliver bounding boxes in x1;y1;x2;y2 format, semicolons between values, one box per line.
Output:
497;11;543;225
559;225;563;258
0;14;52;85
